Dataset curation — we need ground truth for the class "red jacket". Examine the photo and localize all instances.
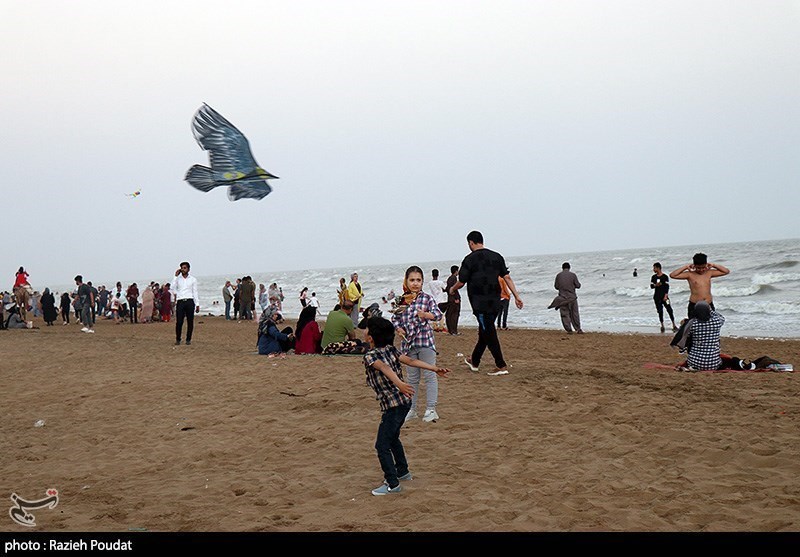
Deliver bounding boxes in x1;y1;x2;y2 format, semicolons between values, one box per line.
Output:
294;321;322;354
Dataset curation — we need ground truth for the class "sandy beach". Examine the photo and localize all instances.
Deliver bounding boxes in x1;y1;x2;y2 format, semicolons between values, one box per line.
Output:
2;316;798;532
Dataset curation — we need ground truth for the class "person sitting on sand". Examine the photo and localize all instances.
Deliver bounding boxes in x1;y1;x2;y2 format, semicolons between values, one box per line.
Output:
321;301;357;349
684;301;725;371
294;306;323;355
257;306;294;356
670;253;730;318
321;301;369;354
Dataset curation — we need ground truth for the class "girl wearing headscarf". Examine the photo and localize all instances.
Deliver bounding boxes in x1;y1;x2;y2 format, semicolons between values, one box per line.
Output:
257;305;294;355
391;266;444;423
294;306;322;354
40;288;58;326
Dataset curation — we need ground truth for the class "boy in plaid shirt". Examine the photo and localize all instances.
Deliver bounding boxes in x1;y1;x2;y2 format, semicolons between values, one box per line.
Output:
363;316;450;495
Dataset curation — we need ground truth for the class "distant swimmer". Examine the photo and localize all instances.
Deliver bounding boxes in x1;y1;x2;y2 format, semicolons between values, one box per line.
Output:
633;268;638;277
669;253;730;318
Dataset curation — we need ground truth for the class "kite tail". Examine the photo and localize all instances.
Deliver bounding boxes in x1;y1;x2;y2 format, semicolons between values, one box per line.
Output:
185;165;220;192
228;182;272;201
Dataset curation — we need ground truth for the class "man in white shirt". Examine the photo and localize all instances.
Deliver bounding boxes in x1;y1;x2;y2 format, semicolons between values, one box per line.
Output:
308;292;320;310
425;269;448;331
171;261;200;345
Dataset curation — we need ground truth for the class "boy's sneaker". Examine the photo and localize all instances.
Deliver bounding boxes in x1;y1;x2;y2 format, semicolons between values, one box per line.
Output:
404;409;419;422
464;357;479;372
371;483;402;496
398;472;413;481
422;408;439;422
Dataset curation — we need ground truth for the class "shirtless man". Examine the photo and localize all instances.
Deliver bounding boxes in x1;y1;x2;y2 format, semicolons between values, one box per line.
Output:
669;253;730;318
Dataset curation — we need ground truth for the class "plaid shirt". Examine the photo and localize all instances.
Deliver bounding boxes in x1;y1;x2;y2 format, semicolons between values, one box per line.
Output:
390;291;443;353
687;312;725;370
363;345;412;412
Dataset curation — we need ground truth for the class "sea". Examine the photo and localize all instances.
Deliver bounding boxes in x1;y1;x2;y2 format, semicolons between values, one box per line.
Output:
191;238;800;339
47;238;800;339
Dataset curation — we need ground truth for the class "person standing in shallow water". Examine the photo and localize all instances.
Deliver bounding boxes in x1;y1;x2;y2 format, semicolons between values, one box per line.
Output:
449;231;524;375
651;262;677;333
554;262;583;334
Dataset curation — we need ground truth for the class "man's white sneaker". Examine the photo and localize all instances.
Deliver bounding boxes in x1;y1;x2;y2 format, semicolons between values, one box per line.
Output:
464;358;479;372
422;408;439;422
405;409;419;422
81;327;89;332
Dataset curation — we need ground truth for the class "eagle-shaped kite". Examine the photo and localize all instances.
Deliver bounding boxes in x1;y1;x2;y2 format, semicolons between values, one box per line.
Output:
185;104;278;201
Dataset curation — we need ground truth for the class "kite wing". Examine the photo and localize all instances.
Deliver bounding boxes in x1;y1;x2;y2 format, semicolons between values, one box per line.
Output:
185;104;278;201
191;104;260;174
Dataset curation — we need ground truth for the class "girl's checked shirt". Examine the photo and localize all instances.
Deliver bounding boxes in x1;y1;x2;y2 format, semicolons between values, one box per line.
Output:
391;291;443;354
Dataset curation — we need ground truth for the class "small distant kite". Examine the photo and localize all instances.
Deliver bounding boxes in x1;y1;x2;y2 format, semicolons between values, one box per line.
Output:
126;190;141;198
184;103;279;201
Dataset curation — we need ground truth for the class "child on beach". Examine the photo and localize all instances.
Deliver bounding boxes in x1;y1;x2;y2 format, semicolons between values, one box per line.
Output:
391;266;444;423
363;316;450;495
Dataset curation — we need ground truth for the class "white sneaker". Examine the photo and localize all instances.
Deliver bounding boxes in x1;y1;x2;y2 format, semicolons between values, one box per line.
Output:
81;327;89;332
422;408;439;422
86;329;95;334
405;409;419;422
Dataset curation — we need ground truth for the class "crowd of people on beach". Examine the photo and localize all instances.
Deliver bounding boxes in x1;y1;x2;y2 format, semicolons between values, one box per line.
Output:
2;268;178;333
4;238;737;373
9;232;797;499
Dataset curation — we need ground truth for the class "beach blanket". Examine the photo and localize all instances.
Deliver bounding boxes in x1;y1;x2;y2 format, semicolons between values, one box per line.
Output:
643;360;795;373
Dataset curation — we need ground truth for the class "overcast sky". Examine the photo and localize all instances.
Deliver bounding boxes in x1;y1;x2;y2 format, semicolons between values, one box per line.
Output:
3;0;798;286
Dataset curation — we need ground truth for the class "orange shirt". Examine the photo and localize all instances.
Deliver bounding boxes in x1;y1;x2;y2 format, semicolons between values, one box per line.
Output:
498;277;510;300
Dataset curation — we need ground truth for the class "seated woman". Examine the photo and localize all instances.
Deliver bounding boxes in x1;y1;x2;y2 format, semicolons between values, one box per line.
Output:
294;306;322;355
685;301;725;370
257;306;294;356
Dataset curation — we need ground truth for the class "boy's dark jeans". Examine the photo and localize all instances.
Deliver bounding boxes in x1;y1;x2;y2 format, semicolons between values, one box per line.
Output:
375;403;411;488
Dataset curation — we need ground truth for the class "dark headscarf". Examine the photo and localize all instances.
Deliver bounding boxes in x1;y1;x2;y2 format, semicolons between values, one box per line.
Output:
694;301;711;321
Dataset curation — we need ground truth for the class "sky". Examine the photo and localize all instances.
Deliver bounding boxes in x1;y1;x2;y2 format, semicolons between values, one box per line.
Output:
3;0;798;287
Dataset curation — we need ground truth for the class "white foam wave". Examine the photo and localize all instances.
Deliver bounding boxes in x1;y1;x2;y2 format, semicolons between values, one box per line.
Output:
712;285;762;297
614;287;651;298
752;272;800;285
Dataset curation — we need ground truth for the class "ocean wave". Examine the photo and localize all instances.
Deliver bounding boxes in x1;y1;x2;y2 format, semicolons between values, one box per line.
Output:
760;260;799;270
713;284;764;297
614;287;650;298
752;272;800;285
718;300;800;315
